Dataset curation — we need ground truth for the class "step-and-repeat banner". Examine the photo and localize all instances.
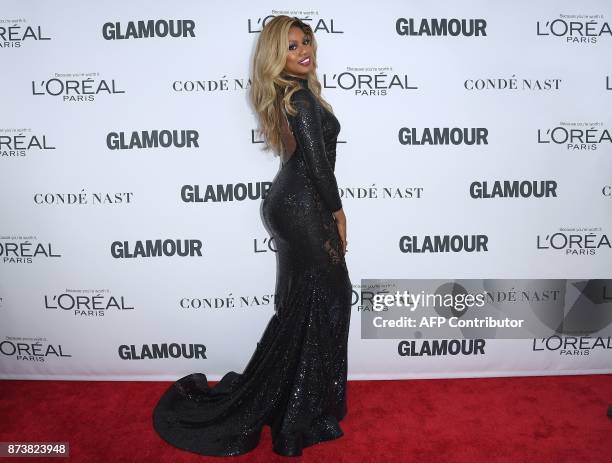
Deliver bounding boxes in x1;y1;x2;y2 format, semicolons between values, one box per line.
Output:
1;0;611;380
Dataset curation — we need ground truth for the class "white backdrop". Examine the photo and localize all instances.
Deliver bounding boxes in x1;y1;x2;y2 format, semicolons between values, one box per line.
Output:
1;0;611;381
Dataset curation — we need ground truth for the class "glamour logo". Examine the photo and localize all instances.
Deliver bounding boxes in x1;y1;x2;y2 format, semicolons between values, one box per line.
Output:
0;238;61;264
181;182;271;203
470;180;558;199
253;237;277;253
396;18;487;36
537;124;611;151
172;76;251;92
399;127;488;145
102;20;195;40
0;338;72;361
180;293;276;309
0;23;50;47
106;130;199;150
532;336;612;355
31;75;126;101
44;291;134;317
0;130;55;158
34;191;134;206
536;17;611;43
464;77;561;91
247;16;343;34
398;339;486;356
606;76;612;90
110;239;203;258
321;71;417;96
536;231;610;256
399;235;488;253
118;343;206;360
339;185;423;199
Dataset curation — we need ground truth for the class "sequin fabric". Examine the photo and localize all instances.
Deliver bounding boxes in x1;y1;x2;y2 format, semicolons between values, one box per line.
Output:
152;74;352;457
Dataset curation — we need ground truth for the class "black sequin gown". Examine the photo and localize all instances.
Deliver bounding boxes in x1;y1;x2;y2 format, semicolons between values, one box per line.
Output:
152;74;352;457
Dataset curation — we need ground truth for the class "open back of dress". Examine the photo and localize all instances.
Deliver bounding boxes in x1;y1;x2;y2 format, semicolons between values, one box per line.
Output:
280;108;297;164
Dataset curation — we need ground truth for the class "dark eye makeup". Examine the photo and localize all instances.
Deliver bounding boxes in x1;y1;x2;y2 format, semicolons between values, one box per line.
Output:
288;37;311;51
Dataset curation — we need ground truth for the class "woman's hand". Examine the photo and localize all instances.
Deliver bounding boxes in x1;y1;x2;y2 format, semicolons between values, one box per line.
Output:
333;208;347;255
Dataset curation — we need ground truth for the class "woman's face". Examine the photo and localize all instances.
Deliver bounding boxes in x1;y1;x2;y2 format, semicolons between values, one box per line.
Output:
284;26;313;78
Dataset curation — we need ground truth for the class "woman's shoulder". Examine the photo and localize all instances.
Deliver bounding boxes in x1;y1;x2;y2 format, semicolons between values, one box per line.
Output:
289;87;318;111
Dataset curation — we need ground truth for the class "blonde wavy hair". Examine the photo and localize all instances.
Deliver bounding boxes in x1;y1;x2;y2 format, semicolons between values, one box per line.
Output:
250;15;334;156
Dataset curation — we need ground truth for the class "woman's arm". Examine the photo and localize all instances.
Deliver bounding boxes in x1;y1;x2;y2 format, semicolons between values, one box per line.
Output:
288;89;343;214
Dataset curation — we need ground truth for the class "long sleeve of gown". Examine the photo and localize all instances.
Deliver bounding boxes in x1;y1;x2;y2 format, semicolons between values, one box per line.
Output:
288;89;343;213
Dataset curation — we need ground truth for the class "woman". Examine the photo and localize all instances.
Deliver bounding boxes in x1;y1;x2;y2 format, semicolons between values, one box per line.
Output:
152;15;352;457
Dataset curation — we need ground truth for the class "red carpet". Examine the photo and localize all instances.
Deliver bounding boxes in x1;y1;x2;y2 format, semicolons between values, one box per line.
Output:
1;374;611;462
